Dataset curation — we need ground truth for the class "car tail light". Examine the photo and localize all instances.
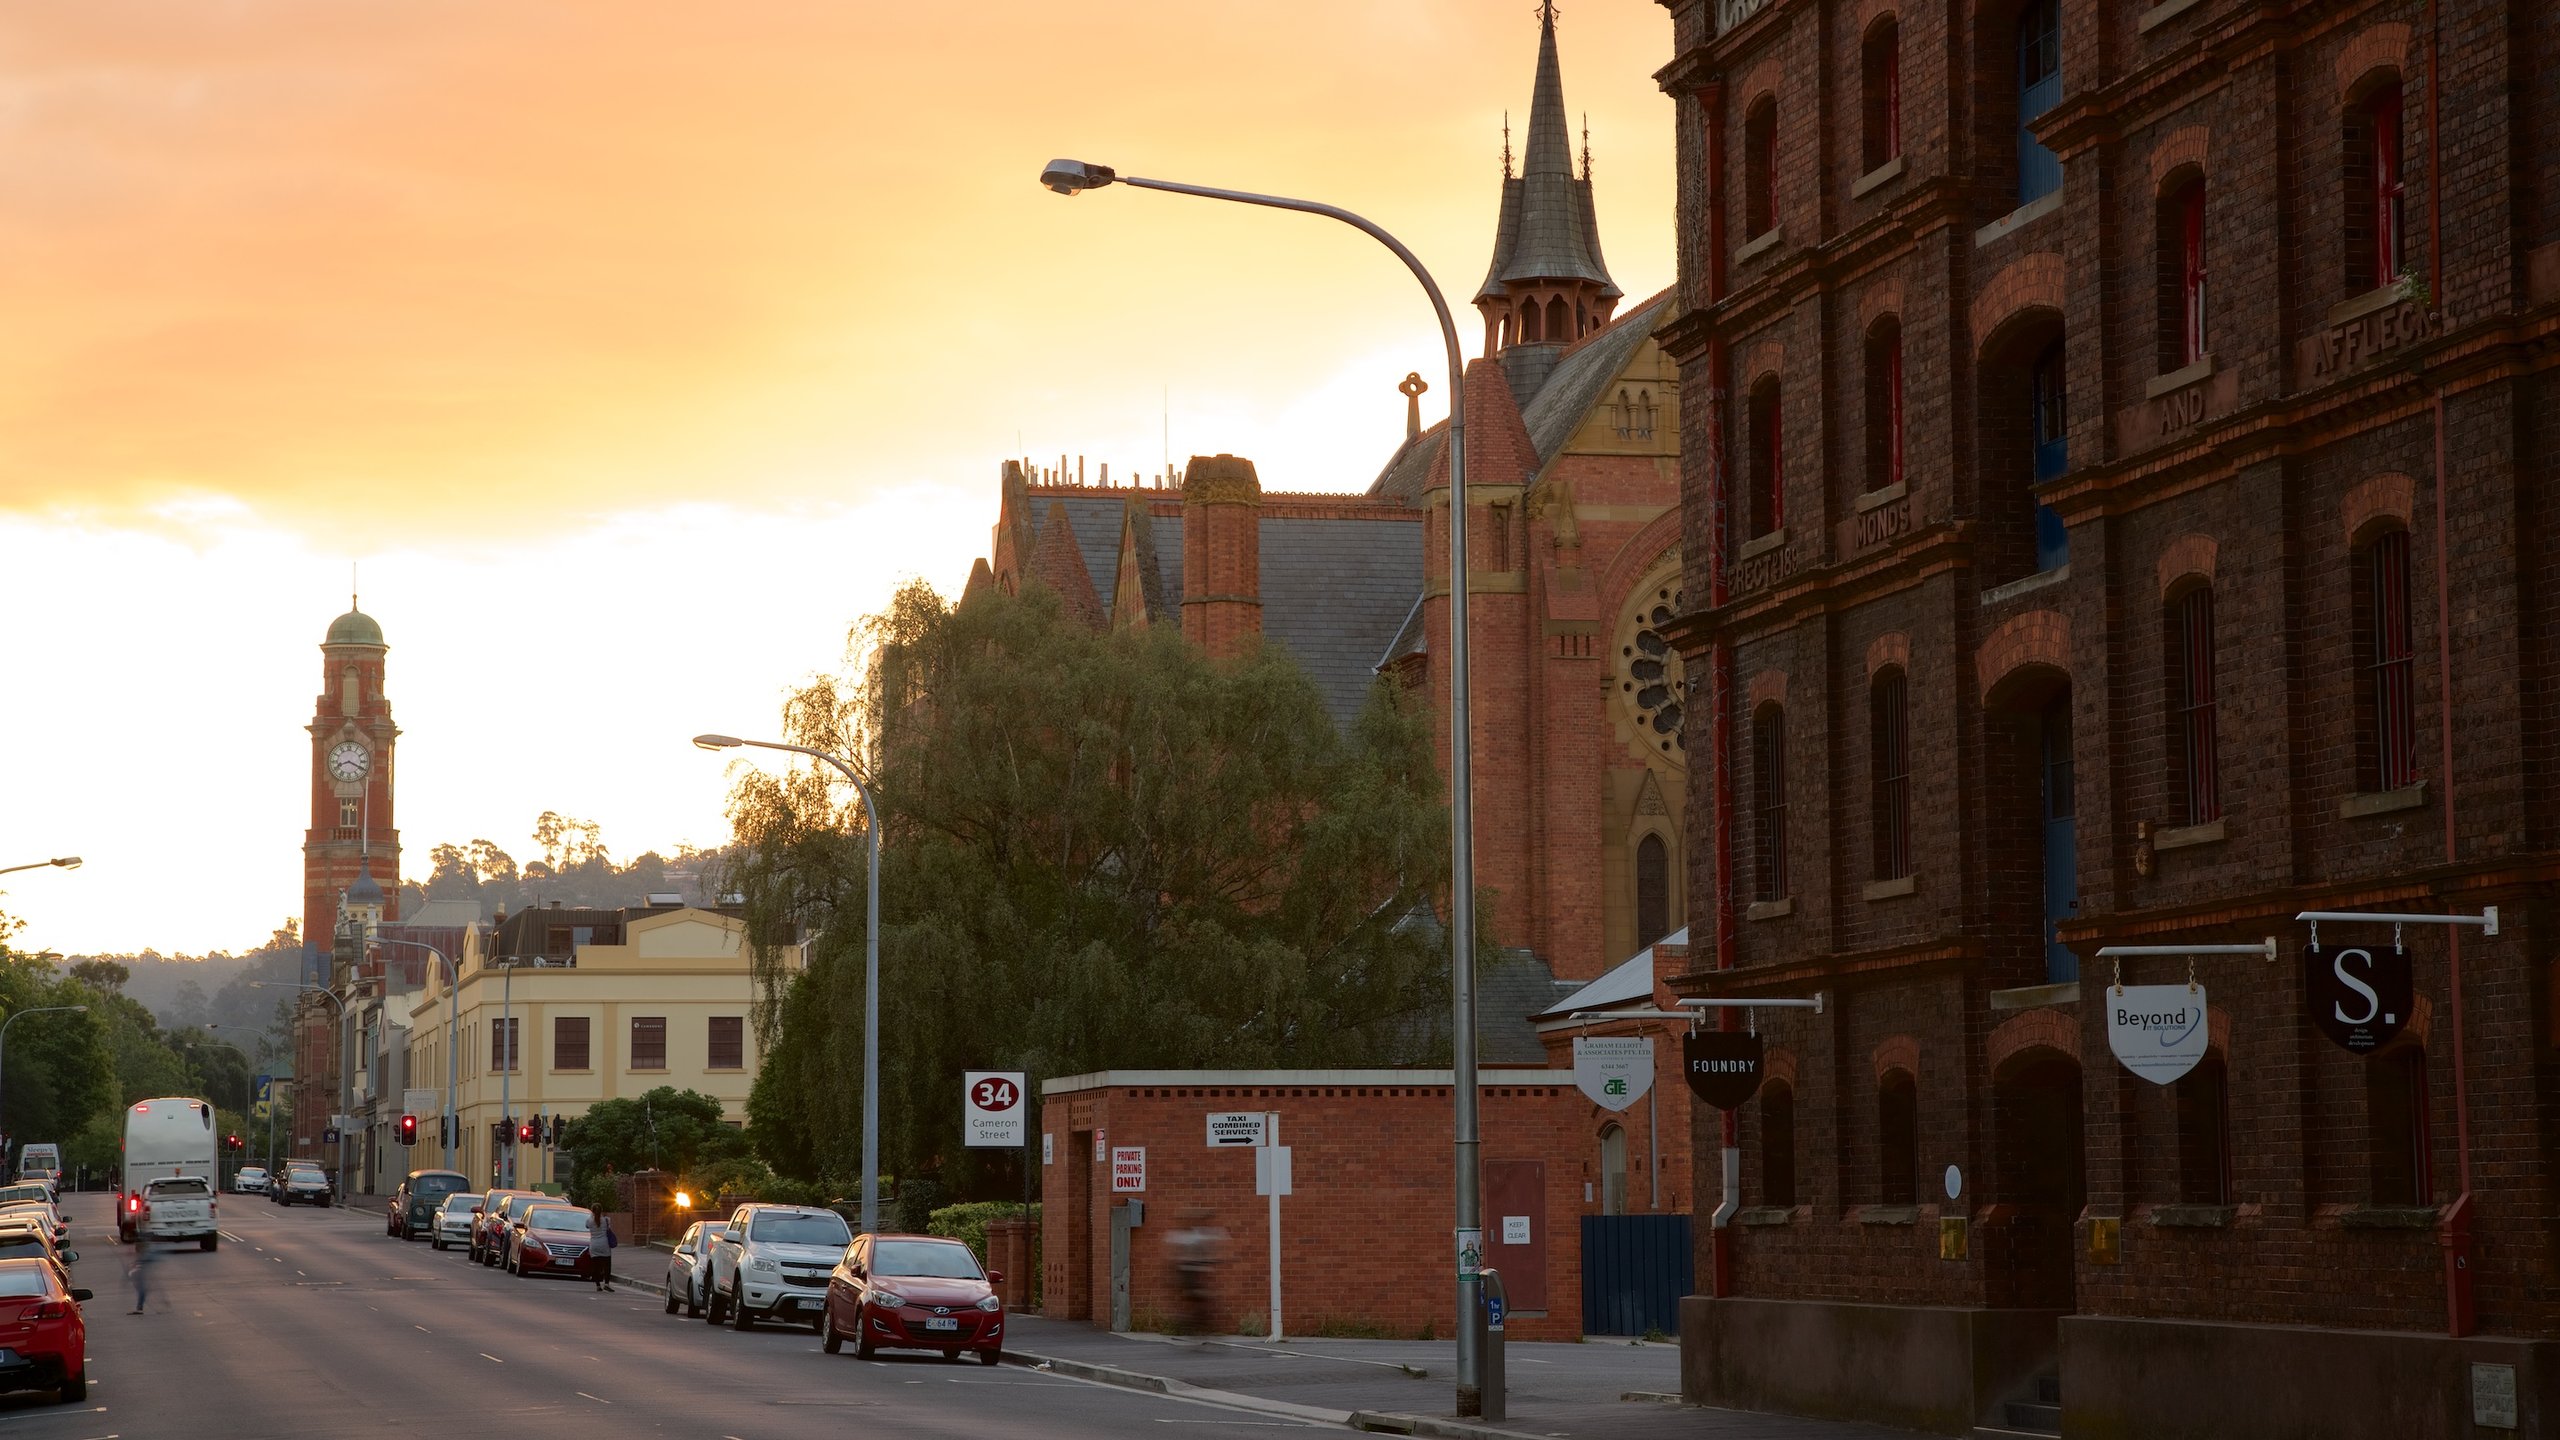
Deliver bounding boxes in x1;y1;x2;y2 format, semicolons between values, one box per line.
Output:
26;1302;63;1322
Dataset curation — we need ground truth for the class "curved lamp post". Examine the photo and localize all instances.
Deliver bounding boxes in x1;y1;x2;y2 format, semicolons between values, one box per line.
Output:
0;858;80;879
695;733;882;1237
1038;158;1484;1401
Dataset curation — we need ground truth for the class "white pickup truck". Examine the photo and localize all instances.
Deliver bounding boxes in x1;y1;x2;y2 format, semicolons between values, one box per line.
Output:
703;1204;853;1331
138;1176;218;1251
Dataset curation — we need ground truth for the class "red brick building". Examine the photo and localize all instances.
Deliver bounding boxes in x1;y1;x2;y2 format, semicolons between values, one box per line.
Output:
1654;0;2560;1432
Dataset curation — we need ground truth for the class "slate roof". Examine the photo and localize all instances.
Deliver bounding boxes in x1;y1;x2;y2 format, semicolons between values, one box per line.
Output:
1474;7;1618;304
1480;947;1577;1063
1518;291;1669;480
1367;427;1445;506
1259;515;1422;730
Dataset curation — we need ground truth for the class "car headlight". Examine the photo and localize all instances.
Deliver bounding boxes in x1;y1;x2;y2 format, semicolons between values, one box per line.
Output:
749;1258;780;1276
975;1295;1002;1312
871;1289;908;1310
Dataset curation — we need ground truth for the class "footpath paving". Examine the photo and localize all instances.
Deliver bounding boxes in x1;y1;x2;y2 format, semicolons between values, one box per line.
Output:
1001;1314;1922;1440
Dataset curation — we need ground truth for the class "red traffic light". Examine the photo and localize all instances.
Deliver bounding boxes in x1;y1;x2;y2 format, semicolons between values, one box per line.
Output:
398;1114;418;1145
225;1134;243;1151
517;1123;534;1144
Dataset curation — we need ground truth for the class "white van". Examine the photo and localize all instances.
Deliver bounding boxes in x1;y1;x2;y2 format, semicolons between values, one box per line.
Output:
14;1144;61;1195
119;1098;219;1247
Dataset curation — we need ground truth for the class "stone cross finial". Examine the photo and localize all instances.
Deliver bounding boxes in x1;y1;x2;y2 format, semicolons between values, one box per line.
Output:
1399;372;1430;439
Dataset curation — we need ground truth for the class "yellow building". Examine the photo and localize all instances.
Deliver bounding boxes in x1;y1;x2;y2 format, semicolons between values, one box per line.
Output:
398;902;800;1188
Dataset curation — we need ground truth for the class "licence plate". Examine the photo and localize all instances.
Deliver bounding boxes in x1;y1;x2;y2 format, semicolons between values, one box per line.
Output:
923;1317;959;1332
0;1350;17;1365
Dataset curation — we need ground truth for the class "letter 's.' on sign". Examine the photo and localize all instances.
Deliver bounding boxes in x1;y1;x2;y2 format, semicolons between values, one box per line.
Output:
2304;945;2411;1054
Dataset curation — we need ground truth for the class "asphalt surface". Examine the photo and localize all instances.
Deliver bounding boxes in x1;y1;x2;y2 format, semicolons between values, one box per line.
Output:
10;1190;1333;1438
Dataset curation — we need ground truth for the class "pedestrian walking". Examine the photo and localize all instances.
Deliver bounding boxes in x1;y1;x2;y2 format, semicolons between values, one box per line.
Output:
593;1215;617;1292
1168;1211;1227;1338
128;1237;161;1315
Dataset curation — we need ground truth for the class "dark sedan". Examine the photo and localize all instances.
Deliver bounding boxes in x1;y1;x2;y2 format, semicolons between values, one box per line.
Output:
504;1205;599;1281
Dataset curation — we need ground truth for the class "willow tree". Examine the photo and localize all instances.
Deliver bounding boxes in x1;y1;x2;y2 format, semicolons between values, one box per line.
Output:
724;580;1458;1193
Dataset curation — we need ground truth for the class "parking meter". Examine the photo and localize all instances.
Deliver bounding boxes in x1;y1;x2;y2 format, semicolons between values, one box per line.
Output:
1479;1267;1508;1423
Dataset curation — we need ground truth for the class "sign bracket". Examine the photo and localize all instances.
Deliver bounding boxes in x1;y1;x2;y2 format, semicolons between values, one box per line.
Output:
2297;907;2498;942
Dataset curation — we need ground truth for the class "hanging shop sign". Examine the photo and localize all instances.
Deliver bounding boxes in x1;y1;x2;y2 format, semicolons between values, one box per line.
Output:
1682;1030;1766;1109
2104;984;2210;1084
1573;1036;1655;1112
2304;943;2411;1054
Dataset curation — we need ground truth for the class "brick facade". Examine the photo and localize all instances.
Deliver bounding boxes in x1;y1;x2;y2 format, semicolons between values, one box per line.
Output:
1656;0;2560;1432
294;606;402;1162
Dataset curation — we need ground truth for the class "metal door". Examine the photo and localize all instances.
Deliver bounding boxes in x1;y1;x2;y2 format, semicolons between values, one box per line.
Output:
1580;1214;1694;1336
1482;1161;1549;1313
1109;1202;1134;1332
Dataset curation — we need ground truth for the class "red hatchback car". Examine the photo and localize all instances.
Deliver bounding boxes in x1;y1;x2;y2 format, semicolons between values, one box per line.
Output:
505;1205;599;1281
0;1257;90;1403
821;1233;1004;1365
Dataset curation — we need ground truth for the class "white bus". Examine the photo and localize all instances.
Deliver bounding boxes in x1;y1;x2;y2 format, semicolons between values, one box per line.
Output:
119;1098;219;1246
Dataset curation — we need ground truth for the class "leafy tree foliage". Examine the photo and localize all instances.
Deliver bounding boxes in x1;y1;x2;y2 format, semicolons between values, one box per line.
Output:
559;1086;752;1179
413;831;730;919
0;914;118;1155
724;581;1459;1196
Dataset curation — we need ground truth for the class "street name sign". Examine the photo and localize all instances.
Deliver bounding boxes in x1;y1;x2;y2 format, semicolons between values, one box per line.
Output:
2305;945;2411;1054
1573;1036;1654;1112
2105;984;2209;1084
1206;1112;1269;1148
1683;1030;1766;1109
964;1071;1027;1148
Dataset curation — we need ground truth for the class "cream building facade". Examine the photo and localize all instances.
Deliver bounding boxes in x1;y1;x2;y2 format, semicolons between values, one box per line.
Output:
397;903;797;1188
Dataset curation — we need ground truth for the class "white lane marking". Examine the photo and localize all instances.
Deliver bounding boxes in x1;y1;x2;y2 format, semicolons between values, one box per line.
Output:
1149;1423;1313;1429
479;1353;504;1364
575;1392;611;1404
415;1326;432;1333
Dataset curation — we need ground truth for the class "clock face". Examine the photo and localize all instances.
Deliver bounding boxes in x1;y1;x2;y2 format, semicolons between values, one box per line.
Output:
327;741;371;782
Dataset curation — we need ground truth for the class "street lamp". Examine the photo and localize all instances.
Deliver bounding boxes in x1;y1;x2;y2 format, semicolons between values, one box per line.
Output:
0;1005;90;1146
695;731;883;1236
0;858;80;878
1039;159;1486;1402
369;937;462;1173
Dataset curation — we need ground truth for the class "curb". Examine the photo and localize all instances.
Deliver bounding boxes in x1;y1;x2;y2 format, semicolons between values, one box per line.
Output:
1347;1412;1566;1440
1002;1349;1353;1428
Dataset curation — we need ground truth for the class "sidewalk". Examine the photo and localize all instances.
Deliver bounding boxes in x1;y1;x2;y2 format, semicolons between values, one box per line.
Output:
1000;1315;1921;1440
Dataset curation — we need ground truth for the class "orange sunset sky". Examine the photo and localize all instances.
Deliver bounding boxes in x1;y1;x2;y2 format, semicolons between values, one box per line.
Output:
0;1;1677;955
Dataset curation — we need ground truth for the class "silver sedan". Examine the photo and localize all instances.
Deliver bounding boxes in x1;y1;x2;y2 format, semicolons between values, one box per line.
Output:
663;1221;713;1318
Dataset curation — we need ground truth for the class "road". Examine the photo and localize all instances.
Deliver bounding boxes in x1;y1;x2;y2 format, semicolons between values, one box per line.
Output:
8;1190;1330;1438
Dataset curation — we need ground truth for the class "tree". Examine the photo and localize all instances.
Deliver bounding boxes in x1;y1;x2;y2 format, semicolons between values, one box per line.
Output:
724;581;1462;1195
559;1087;750;1178
0;940;117;1152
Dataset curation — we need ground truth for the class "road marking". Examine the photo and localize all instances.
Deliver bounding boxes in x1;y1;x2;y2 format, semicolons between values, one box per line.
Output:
415;1325;432;1333
479;1353;504;1364
575;1392;611;1404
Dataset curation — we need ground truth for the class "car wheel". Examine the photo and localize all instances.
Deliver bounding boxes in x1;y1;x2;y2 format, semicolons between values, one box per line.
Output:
853;1310;876;1361
977;1346;1001;1368
729;1282;755;1331
820;1307;843;1354
663;1284;679;1315
58;1372;85;1404
705;1285;726;1325
201;1235;217;1253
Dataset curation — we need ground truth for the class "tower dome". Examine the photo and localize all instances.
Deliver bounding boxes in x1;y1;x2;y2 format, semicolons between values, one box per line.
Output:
325;607;385;647
345;863;385;908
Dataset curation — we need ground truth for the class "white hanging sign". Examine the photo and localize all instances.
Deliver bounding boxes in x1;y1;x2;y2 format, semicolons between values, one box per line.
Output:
2105;984;2210;1085
1573;1036;1655;1112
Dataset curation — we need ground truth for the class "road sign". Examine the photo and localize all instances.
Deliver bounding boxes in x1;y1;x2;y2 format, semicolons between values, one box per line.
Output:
964;1071;1028;1148
1683;1030;1767;1109
1485;1293;1506;1330
2305;944;2411;1053
2105;984;2209;1084
1572;1036;1654;1112
1255;1146;1292;1196
322;1127;340;1145
1110;1146;1146;1193
1206;1112;1269;1148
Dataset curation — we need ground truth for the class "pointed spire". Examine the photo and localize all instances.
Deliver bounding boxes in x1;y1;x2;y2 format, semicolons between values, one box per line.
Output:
1522;1;1572;179
1501;111;1513;180
1582;113;1592;181
1472;2;1621;340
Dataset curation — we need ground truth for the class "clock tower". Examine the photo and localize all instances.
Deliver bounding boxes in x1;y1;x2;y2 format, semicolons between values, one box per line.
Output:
303;599;401;949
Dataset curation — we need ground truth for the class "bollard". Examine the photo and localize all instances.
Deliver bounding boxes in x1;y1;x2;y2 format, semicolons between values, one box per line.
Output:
1480;1267;1508;1424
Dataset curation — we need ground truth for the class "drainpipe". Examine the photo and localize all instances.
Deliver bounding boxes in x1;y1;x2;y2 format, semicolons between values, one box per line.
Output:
2422;0;2476;1338
1697;80;1743;1295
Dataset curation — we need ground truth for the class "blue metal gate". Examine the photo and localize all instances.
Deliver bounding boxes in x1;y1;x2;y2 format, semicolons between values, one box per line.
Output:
1579;1214;1693;1336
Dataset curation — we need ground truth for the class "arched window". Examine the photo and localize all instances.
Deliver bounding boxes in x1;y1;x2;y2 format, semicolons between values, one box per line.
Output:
2157;176;2208;370
2175;1054;2232;1205
1878;1070;1919;1205
1871;667;1911;879
2357;527;2419;791
1752;703;1789;903
2344;81;2406;295
2366;1045;2431;1205
2170;584;2220;824
2031;337;2069;570
1862;17;1902;173
1635;834;1671;949
1760;1082;1797;1207
2015;0;2062;205
1864;318;1904;495
1547;296;1570;343
1747;376;1784;539
1520;299;1543;344
1745;98;1779;237
1599;1125;1629;1216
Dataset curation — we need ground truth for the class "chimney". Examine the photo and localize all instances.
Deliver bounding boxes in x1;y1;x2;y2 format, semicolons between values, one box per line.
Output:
1180;453;1263;659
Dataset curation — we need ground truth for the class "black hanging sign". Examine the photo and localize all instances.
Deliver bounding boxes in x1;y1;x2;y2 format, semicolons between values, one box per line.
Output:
2303;944;2412;1054
1683;1030;1766;1110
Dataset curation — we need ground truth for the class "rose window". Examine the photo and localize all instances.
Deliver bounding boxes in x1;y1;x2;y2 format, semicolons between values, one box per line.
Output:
1618;583;1687;760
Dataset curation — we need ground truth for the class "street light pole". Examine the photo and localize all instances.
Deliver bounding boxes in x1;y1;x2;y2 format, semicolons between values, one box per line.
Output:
695;733;883;1236
1036;159;1483;1401
0;1006;91;1146
499;958;521;1189
370;937;462;1172
252;981;360;1191
0;858;81;879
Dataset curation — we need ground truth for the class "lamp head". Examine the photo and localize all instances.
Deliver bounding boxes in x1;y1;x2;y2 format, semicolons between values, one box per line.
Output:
1040;158;1116;195
692;734;743;751
50;857;79;870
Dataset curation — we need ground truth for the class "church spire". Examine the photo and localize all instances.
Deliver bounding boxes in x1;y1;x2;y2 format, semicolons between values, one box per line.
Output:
1472;3;1621;366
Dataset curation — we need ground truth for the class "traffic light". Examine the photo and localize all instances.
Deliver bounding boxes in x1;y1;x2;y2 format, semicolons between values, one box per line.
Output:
517;1121;534;1145
530;1115;547;1147
398;1114;418;1146
491;1121;509;1149
225;1134;243;1151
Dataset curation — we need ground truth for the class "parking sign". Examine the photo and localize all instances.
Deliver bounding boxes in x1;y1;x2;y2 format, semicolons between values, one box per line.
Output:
964;1070;1027;1148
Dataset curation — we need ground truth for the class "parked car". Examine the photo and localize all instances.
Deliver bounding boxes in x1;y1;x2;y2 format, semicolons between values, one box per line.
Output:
821;1233;1003;1364
266;1159;325;1204
387;1170;472;1241
0;1221;77;1290
503;1205;599;1281
703;1203;852;1331
232;1166;271;1195
0;1199;67;1251
465;1190;537;1264
662;1221;711;1317
475;1193;557;1267
273;1164;333;1207
0;1256;90;1403
429;1193;479;1251
135;1176;218;1251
